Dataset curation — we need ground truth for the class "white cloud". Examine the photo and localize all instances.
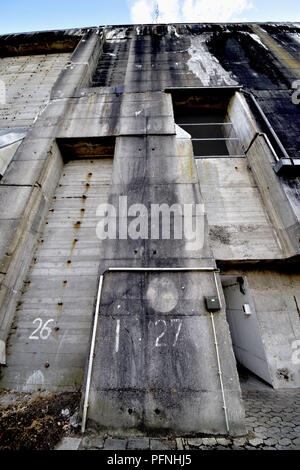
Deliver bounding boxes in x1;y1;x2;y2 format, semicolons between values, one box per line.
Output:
155;0;182;22
182;0;253;23
130;0;154;23
129;0;253;24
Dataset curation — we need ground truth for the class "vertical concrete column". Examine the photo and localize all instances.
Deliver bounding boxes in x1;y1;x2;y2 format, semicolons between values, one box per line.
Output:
83;91;246;435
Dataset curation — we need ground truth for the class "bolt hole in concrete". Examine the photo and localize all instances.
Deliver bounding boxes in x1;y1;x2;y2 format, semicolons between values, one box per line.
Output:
128;409;133;415
154;409;160;415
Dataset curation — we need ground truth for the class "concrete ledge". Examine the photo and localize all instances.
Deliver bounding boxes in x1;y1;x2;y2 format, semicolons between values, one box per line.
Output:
274;158;300;176
0;30;83;57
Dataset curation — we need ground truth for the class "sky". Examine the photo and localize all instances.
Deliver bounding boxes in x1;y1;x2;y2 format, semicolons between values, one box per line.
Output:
0;0;299;35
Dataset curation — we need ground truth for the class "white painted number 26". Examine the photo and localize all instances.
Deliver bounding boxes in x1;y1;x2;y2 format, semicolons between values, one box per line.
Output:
29;318;54;340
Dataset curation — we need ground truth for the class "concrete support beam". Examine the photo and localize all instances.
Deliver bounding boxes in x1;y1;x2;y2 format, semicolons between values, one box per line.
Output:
51;30;104;99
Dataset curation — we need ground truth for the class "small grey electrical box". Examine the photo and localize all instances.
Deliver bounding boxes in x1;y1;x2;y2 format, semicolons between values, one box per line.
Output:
205;296;221;312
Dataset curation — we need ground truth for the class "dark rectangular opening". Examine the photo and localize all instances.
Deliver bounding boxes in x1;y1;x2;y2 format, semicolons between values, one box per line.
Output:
167;87;244;158
57;137;116;162
0;32;81;57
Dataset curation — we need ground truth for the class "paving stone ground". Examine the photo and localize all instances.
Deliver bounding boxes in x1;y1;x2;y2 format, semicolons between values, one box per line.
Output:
56;387;300;451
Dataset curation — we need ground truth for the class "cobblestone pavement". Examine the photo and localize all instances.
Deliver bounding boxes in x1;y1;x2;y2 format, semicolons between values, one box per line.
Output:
56;388;300;451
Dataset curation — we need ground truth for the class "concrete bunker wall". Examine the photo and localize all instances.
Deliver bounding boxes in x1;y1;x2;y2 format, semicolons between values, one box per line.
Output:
227;92;300;258
0;52;72;128
0;30;104;365
0;24;299;436
0;139;115;391
84;270;245;436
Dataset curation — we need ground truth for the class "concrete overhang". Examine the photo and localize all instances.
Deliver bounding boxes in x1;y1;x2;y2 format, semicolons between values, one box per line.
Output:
274;158;300;176
0;30;86;57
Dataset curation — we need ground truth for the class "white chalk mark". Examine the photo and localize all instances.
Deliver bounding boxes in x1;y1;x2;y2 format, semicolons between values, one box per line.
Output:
171;319;182;347
155;319;167;347
29;318;42;340
115;319;120;353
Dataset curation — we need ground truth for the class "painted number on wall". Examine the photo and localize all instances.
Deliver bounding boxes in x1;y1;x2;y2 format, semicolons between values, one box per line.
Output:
114;318;183;352
29;318;54;340
152;319;182;347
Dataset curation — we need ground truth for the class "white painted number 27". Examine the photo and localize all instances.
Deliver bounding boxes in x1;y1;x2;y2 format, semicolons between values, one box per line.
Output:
29;318;54;340
154;319;182;347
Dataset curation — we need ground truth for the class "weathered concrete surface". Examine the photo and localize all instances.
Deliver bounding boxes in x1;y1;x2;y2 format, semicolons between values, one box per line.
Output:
0;157;113;391
0;23;299;437
227;91;300;258
0;141;64;364
86;271;245;435
55;437;81;450
208;24;300;160
83;89;245;435
207;24;300;249
0;140;23;176
51;30;104;99
57;384;300;450
197;157;283;260
246;134;300;257
0;52;72;128
0;30;101;364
